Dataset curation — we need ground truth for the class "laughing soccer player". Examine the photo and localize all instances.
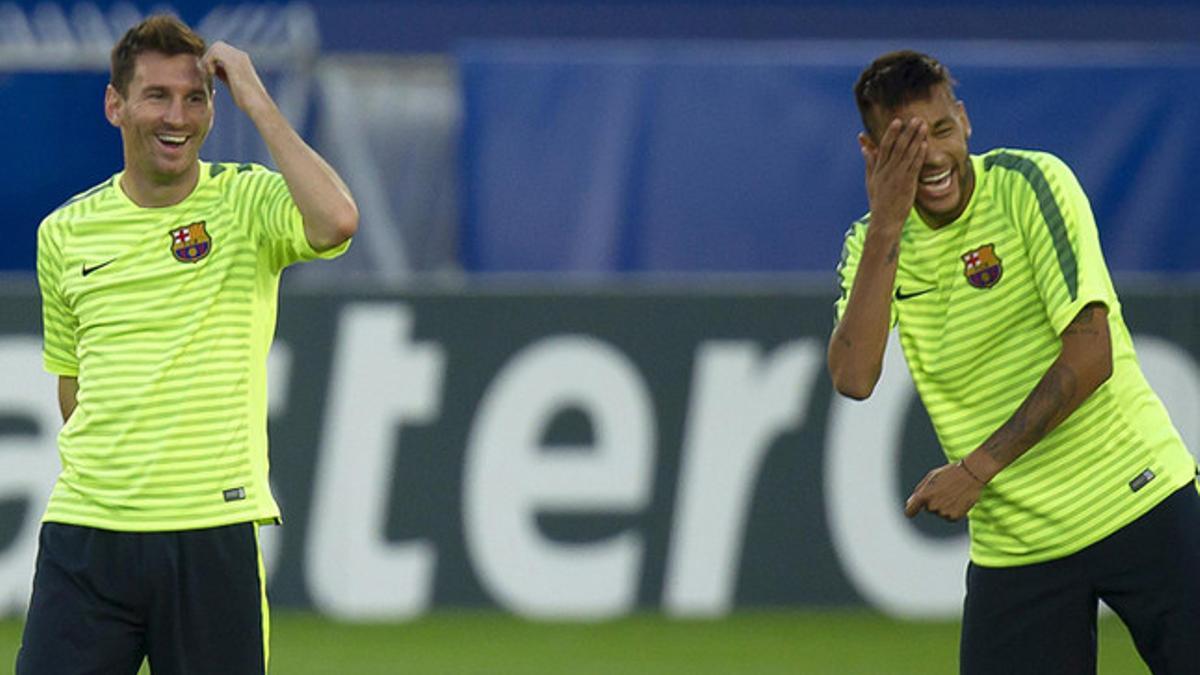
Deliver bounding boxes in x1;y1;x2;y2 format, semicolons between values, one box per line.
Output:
19;14;357;674
829;50;1200;674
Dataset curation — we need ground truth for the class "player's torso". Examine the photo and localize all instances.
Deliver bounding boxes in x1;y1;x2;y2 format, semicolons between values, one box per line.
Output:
57;182;258;354
894;189;1055;383
43;172;282;530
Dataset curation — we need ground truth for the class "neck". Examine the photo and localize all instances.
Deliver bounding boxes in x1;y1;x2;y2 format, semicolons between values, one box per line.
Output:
119;162;201;208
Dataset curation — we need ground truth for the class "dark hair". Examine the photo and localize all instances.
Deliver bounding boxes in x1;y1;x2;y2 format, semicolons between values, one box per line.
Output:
110;14;209;97
854;50;956;137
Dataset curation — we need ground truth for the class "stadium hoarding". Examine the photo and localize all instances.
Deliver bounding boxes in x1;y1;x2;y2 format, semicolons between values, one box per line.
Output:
1;283;1199;620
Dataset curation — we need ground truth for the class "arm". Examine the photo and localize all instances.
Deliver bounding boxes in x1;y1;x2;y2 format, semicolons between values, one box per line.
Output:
58;375;78;423
905;302;1113;520
828;118;928;399
202;42;359;252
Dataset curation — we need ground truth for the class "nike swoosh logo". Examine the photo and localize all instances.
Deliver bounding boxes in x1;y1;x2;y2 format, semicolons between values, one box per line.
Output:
895;286;935;301
81;259;116;277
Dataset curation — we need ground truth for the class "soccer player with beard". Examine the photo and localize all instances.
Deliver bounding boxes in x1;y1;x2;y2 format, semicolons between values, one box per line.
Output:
829;50;1200;674
20;14;357;674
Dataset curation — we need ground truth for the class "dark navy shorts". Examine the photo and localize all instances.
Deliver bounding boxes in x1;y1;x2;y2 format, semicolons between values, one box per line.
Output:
16;521;268;675
960;481;1200;675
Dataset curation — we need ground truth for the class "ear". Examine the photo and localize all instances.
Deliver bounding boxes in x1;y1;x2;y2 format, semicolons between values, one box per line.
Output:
104;84;123;128
858;131;877;154
957;100;972;140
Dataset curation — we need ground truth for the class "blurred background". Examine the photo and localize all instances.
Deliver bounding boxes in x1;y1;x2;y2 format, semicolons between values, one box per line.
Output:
2;1;1200;672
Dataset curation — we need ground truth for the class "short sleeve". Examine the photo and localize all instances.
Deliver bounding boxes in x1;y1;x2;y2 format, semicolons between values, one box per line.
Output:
999;152;1115;334
37;220;79;376
834;217;898;328
233;166;351;273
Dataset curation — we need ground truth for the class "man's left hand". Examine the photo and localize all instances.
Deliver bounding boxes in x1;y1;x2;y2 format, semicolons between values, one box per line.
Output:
905;461;985;521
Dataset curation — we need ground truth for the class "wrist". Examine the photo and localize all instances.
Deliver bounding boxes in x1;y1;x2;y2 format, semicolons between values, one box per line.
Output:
866;216;906;238
963;451;1002;484
247;102;293;143
241;92;281;124
958;458;986;485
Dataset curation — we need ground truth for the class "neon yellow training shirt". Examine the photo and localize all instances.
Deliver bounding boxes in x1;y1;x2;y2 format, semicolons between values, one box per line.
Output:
37;161;349;531
835;148;1196;567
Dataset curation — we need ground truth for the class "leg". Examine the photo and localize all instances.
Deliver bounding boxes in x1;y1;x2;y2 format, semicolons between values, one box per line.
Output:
144;523;268;675
960;558;1098;675
1096;483;1200;674
16;524;146;675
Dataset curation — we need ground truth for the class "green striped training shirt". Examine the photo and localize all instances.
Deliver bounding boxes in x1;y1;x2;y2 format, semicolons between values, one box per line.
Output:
36;161;349;532
835;148;1196;567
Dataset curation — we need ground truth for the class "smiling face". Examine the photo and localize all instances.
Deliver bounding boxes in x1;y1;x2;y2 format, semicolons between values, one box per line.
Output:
105;50;213;190
867;84;974;228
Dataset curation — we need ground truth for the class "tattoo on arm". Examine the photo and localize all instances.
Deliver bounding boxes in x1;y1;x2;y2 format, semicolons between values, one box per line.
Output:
886;244;899;264
975;302;1106;471
980;361;1078;467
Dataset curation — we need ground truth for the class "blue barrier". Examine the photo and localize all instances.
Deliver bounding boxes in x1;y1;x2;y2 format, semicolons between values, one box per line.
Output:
0;73;118;273
3;0;1199;52
459;41;1200;275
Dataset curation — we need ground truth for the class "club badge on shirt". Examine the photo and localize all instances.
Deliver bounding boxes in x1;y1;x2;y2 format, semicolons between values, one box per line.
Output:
962;244;1002;289
170;222;212;263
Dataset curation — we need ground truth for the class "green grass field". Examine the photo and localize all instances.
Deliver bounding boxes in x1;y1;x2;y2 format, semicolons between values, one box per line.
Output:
0;611;1148;674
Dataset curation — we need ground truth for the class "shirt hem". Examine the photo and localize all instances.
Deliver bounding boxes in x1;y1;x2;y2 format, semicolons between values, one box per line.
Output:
42;509;283;533
968;471;1194;568
44;359;78;376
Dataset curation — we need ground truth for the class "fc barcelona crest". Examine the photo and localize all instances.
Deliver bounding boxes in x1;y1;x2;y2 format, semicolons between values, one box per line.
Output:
962;244;1002;289
170;222;212;263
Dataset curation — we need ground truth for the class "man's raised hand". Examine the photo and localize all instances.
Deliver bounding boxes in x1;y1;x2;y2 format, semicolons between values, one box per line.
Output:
859;117;927;230
202;41;273;117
